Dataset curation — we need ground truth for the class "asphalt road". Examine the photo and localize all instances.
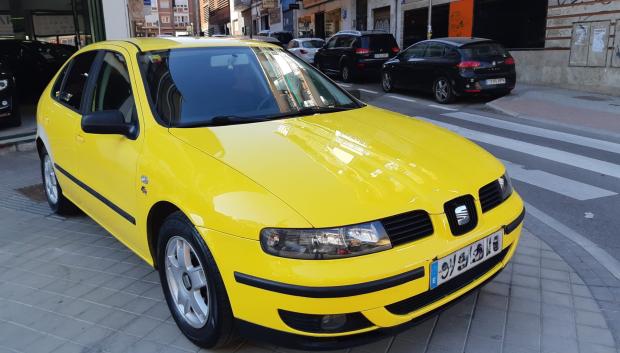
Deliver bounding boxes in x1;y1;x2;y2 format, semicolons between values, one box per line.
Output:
332;78;620;266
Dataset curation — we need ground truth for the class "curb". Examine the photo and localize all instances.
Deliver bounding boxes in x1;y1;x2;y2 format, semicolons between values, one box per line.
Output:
0;131;37;155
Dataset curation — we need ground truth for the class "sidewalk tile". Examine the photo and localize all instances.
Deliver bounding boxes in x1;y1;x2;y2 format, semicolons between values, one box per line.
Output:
571;284;594;298
542;304;574;322
508;297;541;315
542;291;571;308
576;310;608;328
541;335;578;353
512;274;540;289
514;264;540;277
502;343;538;353
579;341;617;353
24;334;67;353
576;324;615;347
72;325;115;346
464;335;501;353
542;318;577;338
50;342;86;353
573;296;601;312
122;316;162;337
477;292;508;310
541;279;571;294
388;337;426;353
481;281;510;296
142;322;182;345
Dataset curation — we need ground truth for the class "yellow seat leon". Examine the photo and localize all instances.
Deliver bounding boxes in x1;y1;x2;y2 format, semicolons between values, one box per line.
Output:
36;37;524;350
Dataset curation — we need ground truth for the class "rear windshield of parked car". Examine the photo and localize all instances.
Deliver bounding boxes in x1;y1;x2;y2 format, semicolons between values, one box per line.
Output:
460;42;509;59
138;46;359;127
302;40;324;48
361;34;397;51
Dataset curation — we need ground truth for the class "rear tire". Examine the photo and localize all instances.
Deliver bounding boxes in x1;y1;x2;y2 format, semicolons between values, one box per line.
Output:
158;212;237;349
40;149;77;215
433;77;454;104
340;63;354;83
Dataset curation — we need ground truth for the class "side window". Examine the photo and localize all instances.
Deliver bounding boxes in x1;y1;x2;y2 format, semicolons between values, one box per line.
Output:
59;51;98;110
402;44;427;60
425;43;445;58
89;51;136;124
52;65;69;99
326;37;338;49
335;35;354;48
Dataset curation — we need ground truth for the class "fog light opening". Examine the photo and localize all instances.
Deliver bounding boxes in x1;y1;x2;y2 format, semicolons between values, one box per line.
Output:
320;314;347;331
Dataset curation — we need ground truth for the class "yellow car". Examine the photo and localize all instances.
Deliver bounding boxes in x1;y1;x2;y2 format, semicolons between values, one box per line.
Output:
36;38;524;350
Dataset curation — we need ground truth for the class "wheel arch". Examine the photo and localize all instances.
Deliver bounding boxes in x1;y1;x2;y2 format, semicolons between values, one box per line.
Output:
147;200;183;269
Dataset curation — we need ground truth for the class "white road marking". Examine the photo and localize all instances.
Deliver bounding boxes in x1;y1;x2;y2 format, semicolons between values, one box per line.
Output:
387;95;417;103
443;112;620;155
338;83;352;88
428;104;458;111
501;160;617;200
526;202;620;281
358;88;379;94
418;117;620;179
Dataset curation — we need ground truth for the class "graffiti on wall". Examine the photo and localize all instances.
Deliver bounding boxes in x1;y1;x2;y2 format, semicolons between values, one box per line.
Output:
556;0;612;5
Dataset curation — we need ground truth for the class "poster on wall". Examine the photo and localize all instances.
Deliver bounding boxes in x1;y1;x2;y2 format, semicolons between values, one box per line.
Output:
586;21;609;67
612;22;620;68
33;14;75;36
0;14;13;35
448;0;473;37
569;22;590;66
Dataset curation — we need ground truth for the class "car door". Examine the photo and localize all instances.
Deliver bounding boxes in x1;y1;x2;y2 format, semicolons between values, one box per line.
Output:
74;48;144;248
40;50;99;201
320;36;339;70
397;43;427;90
419;42;447;90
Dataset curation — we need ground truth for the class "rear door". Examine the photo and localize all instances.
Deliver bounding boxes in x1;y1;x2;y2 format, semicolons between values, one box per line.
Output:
41;50;99;200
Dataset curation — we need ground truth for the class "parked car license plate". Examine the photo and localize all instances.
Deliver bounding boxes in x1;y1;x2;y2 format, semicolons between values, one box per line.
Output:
486;78;506;85
430;230;503;289
374;53;389;58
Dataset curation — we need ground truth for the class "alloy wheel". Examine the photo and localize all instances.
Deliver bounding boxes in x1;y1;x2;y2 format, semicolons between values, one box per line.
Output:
382;72;392;91
435;79;450;103
43;155;58;204
165;236;211;329
342;65;350;81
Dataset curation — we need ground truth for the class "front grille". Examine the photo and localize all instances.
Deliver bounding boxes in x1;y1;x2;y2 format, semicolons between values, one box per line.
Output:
444;195;477;236
381;210;434;247
386;246;510;315
479;180;503;212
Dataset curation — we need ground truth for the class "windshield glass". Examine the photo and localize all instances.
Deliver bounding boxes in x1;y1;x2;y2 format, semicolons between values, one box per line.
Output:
139;47;360;127
302;40;324;48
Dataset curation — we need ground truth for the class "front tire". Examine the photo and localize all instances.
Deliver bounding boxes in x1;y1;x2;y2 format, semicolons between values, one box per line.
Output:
340;63;354;83
158;212;236;349
382;70;394;92
40;150;76;215
433;77;454;104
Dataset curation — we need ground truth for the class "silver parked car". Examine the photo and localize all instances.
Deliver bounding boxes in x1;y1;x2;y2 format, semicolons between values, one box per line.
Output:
287;38;325;64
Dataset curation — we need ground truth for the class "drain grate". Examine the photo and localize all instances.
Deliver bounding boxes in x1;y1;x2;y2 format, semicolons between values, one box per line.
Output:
15;183;47;203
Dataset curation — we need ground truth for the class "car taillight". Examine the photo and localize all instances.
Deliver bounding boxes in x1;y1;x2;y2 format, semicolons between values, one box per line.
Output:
391;47;400;54
457;61;481;69
504;57;515;65
355;48;370;55
300;49;308;54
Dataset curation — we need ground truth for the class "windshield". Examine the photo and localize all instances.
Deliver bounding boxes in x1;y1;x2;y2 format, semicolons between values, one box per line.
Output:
139;47;360;127
302;40;324;48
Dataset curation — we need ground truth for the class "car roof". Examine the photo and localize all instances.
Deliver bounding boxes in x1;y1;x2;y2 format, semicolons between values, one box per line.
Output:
294;38;324;41
422;37;495;47
120;36;280;52
335;30;391;36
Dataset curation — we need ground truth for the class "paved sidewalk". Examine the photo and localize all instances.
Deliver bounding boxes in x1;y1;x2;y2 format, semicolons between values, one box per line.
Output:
0;151;618;353
487;83;620;137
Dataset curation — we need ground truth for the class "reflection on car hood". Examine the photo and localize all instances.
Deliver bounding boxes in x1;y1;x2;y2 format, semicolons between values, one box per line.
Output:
170;106;504;227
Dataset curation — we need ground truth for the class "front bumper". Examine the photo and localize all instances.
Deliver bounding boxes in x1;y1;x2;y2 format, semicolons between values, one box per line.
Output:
198;193;524;349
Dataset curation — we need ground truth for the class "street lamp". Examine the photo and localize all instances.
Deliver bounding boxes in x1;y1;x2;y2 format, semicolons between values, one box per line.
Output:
427;0;432;39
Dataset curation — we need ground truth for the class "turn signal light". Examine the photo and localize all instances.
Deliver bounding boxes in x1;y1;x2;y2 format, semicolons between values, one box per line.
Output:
457;61;481;69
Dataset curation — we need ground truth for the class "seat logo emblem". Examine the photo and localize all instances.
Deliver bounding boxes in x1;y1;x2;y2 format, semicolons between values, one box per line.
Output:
455;205;470;226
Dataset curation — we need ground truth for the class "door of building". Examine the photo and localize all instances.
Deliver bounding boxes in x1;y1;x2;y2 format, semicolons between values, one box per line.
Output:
315;12;325;38
355;0;367;30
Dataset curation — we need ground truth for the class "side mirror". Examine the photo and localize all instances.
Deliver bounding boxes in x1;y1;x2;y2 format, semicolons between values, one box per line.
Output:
347;89;361;99
82;110;137;139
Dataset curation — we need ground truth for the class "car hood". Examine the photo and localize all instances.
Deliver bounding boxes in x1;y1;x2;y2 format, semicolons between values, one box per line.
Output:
169;106;504;228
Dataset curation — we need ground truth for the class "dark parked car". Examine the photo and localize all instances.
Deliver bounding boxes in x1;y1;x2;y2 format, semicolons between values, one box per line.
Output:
258;30;294;48
0;58;20;127
315;30;399;82
381;38;516;103
0;39;76;101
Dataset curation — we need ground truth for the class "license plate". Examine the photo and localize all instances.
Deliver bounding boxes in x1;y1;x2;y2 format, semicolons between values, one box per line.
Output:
486;78;506;85
430;230;503;289
374;53;389;58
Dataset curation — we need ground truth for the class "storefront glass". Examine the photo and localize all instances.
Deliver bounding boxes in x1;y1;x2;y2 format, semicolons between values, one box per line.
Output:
324;8;340;37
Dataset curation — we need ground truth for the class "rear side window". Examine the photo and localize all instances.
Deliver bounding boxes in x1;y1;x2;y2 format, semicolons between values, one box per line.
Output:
460;42;509;59
425;43;445;58
361;34;397;51
58;51;98;111
302;40;324;48
89;51;136;124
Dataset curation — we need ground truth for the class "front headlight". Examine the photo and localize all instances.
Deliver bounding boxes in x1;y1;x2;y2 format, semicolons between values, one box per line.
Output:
498;173;513;200
0;79;8;91
260;221;392;259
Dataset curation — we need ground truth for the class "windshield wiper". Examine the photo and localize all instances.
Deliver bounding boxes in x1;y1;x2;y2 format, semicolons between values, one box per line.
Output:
176;115;272;128
268;105;358;119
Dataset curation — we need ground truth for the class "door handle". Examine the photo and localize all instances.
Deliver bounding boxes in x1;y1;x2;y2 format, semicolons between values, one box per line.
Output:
75;134;85;143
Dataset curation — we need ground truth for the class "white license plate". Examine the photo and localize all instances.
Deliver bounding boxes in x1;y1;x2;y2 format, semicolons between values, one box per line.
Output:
430;230;503;289
486;78;506;85
374;53;389;58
